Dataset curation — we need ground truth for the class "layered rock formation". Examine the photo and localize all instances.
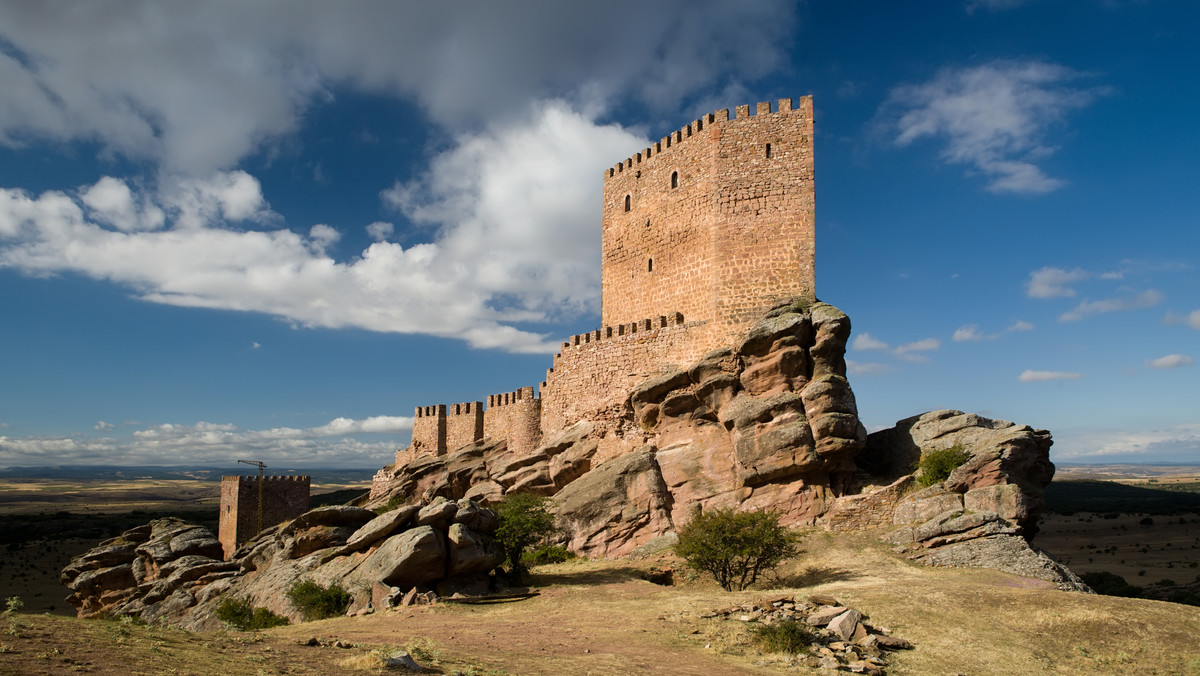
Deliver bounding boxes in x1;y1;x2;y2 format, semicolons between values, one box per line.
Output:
370;299;869;557
366;299;1079;590
61;497;503;628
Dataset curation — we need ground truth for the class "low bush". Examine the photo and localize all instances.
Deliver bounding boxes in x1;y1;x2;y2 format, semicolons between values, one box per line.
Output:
216;597;290;630
286;580;352;621
914;445;971;487
674;508;800;592
749;619;813;654
522;544;575;567
495;493;558;580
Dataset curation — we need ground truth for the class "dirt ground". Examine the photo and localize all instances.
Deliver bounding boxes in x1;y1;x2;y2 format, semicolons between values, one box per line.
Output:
3;532;1200;675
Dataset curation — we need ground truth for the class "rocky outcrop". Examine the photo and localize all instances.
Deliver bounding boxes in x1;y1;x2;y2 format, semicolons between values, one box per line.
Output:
61;497;504;627
362;300;1075;588
370;298;869;558
859;409;1054;536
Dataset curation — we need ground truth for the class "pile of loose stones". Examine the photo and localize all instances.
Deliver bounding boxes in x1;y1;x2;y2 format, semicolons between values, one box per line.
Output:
700;594;913;674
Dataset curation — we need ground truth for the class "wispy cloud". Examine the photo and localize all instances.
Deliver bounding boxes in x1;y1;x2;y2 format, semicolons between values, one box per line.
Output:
1164;309;1200;330
1146;354;1194;370
882;60;1106;194
1018;370;1083;382
1027;266;1089;298
847;360;891;376
93;421;115;432
851;333;891;351
894;338;941;363
953;320;1035;342
0;415;414;467
965;0;1031;13
852;332;940;364
1059;289;1163;322
1055;424;1200;462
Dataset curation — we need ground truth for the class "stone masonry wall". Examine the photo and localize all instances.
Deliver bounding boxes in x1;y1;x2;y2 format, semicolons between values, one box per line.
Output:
601;97;815;351
446;402;484;454
218;475;310;559
483;386;542;458
540;314;710;437
411;405;446;455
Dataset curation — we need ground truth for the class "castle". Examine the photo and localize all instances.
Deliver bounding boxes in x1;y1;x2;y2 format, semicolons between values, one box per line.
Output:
218;475;310;558
376;97;816;491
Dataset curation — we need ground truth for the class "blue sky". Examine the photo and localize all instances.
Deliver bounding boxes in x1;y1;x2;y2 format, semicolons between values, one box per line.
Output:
0;0;1196;469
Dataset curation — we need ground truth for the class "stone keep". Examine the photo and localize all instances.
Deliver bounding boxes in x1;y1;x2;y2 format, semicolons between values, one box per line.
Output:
218;475;310;559
601;97;815;350
387;98;817;483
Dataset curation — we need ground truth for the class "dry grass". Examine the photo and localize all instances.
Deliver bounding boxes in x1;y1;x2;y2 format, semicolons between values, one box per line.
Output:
3;525;1199;674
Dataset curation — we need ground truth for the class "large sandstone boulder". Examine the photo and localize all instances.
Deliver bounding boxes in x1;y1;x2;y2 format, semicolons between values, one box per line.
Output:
552;446;674;558
861;410;1054;535
63;498;505;628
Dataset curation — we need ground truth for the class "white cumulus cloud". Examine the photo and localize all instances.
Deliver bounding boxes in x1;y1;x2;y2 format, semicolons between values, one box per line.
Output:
882;61;1106;194
1027;267;1089;298
0;415;413;467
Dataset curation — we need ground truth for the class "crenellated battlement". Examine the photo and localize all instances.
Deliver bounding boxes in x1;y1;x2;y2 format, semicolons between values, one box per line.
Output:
233;475;310;484
560;312;686;352
487;386;538;408
218;474;310;558
415;405;446;418
604;99;795;179
447;401;483;416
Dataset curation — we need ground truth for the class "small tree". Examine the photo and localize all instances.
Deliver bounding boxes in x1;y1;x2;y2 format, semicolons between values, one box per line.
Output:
495;493;557;581
674;508;800;591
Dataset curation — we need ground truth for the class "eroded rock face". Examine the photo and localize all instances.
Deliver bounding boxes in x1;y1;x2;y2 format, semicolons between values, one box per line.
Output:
61;498;504;628
362;299;1070;588
860;409;1055;535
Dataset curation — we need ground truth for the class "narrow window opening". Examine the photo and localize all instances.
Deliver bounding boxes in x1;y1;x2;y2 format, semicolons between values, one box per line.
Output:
765;143;772;159
648;258;653;272
624;194;630;212
670;171;678;189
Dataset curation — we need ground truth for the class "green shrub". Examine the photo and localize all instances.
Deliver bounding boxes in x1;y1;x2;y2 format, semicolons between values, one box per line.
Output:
286;580;352;621
375;494;404;515
522;544;575;567
495;493;558;580
216;597;289;630
750;619;813;654
674;508;800;592
914;445;972;487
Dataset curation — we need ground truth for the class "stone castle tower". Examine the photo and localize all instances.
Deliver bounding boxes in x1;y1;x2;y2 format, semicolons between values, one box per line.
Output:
601;97;815;349
218;475;310;559
373;97;817;494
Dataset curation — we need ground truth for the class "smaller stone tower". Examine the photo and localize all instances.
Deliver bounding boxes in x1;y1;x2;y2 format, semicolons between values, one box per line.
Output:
218;475;310;559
